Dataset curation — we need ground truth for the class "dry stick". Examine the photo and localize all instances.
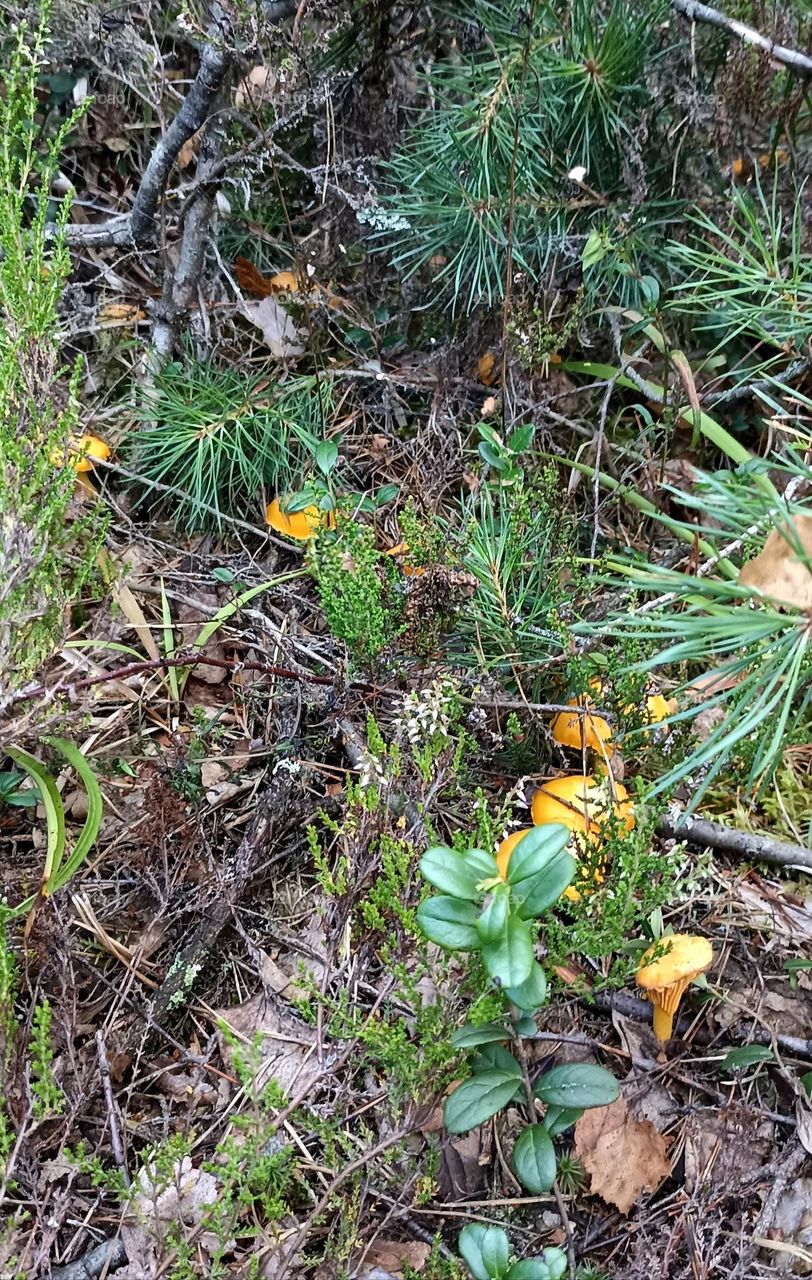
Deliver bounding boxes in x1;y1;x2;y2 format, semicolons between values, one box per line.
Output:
95;1031;130;1189
592;989;812;1062
657;809;812;872
149;95;228;365
49;1239;128;1280
670;0;812;79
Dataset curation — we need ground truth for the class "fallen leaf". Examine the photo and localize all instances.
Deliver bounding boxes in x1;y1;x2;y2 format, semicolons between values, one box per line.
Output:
235;64;276;110
98;302;146;325
213;992;323;1097
574;1095;670;1214
177;129;201;169
244;296;305;358
352;1240;431;1279
739;514;812;610
682;1104;774;1193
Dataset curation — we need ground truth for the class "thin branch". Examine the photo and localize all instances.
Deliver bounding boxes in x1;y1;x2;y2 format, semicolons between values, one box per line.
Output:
58;0;296;250
670;0;812;79
658;807;812;871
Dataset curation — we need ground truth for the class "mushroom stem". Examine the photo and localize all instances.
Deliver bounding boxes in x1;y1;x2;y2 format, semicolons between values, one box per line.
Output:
652;1004;675;1043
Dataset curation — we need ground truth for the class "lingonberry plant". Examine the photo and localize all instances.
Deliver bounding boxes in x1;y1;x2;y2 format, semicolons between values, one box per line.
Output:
417;825;619;1194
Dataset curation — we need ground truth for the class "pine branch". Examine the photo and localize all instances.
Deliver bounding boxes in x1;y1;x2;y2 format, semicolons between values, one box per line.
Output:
670;0;812;79
55;0;297;250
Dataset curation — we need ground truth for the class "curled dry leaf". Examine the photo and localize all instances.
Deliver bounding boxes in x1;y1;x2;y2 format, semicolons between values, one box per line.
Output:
739;514;812;610
245;296;305;359
351;1240;432;1279
574;1095;670;1214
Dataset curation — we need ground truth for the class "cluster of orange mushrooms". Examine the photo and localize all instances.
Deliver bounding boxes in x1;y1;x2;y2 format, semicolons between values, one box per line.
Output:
495;684;714;1045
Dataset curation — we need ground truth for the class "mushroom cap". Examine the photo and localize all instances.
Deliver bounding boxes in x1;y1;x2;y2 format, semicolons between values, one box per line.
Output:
265;498;334;541
645;694;676;724
69;434;111;472
530;775;633;836
551;682;613;753
384;540;425;577
636;934;713;992
496;828;533;879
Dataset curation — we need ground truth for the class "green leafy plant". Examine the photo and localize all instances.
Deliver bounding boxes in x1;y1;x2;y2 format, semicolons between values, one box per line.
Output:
667;176;812;393
0;0;104;703
128;364;330;530
458;1224;567;1280
1;738;103;928
416;829;619;1192
309;517;403;662
447;479;574;688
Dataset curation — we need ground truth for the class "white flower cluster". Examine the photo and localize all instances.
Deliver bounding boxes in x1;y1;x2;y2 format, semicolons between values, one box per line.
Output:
394;678;456;749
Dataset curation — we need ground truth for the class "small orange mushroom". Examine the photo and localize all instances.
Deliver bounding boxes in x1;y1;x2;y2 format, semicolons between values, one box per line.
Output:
636;934;713;1044
530;775;633;836
528;776;633;903
551;681;613;754
266;497;335;541
52;434;111;473
384;540;425;577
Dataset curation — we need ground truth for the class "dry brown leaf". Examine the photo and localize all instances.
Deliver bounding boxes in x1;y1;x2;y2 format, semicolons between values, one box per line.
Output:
739;514;812;610
574;1095;670;1214
244;296;305;359
177;129;201;169
214;992;322;1098
235;64;276;110
98;302;146;325
353;1240;431;1279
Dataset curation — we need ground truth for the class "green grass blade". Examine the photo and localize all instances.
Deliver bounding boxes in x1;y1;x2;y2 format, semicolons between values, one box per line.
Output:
4;747;66;908
43;739;103;886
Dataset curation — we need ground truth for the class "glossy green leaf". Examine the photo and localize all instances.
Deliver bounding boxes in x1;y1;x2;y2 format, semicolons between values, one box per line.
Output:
416;896;480;950
542;1105;583;1136
507;1249;568;1280
513;1123;557;1193
514;848;577;920
444;1070;522;1135
481;915;534;988
473;1043;522;1079
477;883;510;945
504;960;548;1013
451;1023;511;1050
459;1225;511;1280
420;846;483;900
506;824;570;885
722;1044;774;1070
465;847;500;879
534;1063;619;1109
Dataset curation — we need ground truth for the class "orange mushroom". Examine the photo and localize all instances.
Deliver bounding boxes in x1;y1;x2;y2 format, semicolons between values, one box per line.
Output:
636;934;713;1044
266;497;335;541
551;681;613;754
530;775;634;902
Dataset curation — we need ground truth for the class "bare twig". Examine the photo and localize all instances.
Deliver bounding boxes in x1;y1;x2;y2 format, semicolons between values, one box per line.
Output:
57;1;296;251
670;0;812;79
658;808;812;872
49;1238;127;1280
95;1031;130;1188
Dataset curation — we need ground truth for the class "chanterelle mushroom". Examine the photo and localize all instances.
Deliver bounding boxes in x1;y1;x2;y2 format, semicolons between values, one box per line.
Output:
636;934;713;1044
265;497;334;541
550;681;613;754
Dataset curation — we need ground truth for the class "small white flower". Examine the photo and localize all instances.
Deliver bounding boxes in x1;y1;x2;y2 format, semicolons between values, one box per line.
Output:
568;165;587;183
